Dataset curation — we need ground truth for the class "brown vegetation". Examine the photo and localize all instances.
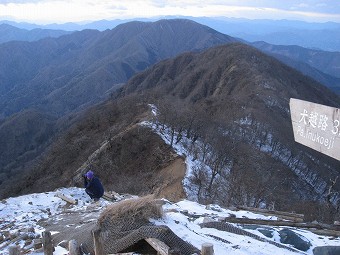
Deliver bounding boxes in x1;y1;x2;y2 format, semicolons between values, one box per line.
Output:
0;19;237;200
98;195;163;225
2;43;340;224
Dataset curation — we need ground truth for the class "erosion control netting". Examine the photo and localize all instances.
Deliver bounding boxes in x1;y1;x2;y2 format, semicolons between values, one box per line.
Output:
42;210;99;251
96;196;199;255
49;196;199;255
200;222;302;253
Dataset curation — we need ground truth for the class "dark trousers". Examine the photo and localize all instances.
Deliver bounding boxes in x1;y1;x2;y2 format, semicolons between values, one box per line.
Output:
85;189;100;199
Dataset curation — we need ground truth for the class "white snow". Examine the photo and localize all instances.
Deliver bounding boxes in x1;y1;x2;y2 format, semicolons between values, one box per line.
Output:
1;188;339;255
0;187;111;255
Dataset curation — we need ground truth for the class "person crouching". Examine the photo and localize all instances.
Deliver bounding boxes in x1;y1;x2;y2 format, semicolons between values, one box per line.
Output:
83;170;104;202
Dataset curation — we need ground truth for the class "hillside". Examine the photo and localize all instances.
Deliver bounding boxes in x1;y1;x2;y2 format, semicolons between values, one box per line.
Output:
0;109;57;182
6;43;340;224
252;42;340;79
0;23;71;44
0;19;236;119
252;41;340;94
118;44;340;218
0;19;238;191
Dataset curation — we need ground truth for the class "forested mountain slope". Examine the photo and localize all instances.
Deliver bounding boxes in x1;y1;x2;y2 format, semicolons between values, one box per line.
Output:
0;19;236;119
6;43;339;223
0;19;237;189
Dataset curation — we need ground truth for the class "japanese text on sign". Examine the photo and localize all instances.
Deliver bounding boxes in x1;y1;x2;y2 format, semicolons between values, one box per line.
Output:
290;98;340;161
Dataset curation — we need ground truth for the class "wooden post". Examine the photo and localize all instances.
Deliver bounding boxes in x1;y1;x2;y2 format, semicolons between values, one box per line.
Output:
92;229;105;255
69;239;79;255
55;192;77;204
201;243;214;255
42;231;53;255
145;238;169;255
9;245;20;255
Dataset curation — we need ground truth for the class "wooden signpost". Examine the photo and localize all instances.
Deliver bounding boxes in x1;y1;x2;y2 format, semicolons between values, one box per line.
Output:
290;98;340;161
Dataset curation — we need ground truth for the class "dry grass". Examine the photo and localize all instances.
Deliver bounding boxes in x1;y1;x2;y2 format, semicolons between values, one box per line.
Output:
98;195;164;225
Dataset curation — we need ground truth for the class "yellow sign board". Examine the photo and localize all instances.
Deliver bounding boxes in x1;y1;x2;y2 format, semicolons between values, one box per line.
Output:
290;98;340;161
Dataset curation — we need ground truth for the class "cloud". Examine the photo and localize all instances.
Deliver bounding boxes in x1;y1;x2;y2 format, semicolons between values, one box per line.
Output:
296;3;310;8
0;0;52;3
0;1;113;23
0;0;339;24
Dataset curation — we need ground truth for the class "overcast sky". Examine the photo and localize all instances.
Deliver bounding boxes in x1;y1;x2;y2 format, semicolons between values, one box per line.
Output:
1;0;339;24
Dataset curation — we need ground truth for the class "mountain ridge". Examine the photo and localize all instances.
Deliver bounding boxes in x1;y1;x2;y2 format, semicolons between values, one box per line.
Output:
1;19;339;223
5;17;339;51
116;43;340;218
2;18;339;95
120;43;339;107
0;23;71;44
252;41;340;78
0;19;238;200
6;43;339;223
0;19;237;119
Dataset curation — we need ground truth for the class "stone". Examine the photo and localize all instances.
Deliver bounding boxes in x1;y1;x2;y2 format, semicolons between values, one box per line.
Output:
279;228;311;252
258;228;274;238
313;246;340;255
203;217;214;224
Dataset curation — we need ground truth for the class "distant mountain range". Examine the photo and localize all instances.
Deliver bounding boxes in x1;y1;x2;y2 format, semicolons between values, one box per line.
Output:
251;41;340;94
252;41;340;78
0;19;236;119
2;17;339;95
190;17;340;52
3;17;340;51
0;23;71;43
1;18;339;95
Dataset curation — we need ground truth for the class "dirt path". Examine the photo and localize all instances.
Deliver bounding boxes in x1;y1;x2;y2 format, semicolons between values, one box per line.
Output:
154;157;187;202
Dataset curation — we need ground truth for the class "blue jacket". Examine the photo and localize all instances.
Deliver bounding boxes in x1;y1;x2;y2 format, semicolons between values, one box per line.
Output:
84;176;104;198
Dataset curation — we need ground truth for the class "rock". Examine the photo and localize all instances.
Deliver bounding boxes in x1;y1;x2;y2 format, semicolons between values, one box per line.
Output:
21;227;35;234
3;231;10;238
181;210;189;215
241;225;274;238
164;208;179;213
206;204;222;212
33;239;43;250
257;228;274;238
217;216;227;222
203;217;214;223
25;239;32;245
279;228;311;252
28;227;35;233
313;246;340;255
21;233;29;240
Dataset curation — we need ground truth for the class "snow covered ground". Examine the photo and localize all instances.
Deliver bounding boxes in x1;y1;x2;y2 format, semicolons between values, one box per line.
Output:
1;187;339;255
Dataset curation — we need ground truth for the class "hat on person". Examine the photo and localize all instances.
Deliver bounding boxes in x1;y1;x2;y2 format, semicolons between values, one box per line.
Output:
86;170;94;179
